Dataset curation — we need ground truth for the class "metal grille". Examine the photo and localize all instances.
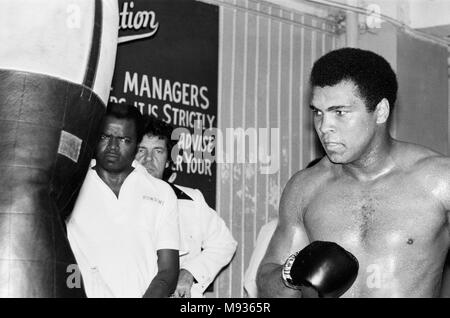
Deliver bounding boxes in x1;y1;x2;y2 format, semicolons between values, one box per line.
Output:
203;0;339;297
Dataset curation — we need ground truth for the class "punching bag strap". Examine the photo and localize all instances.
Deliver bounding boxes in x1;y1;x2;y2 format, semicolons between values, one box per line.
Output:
83;0;103;89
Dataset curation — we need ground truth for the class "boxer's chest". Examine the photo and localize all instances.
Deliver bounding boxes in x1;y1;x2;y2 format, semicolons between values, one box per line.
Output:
303;175;447;253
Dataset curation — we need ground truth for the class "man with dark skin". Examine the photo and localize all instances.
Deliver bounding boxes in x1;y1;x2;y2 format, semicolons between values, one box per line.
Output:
257;48;450;298
67;103;180;298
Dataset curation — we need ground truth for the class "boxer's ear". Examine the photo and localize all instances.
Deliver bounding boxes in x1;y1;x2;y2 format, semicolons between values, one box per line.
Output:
375;98;390;124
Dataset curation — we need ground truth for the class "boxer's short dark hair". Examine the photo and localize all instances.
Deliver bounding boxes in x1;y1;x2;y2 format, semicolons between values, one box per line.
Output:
310;47;398;112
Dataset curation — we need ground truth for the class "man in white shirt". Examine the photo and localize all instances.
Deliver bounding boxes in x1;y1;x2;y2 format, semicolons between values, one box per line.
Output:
67;103;180;298
135;117;237;298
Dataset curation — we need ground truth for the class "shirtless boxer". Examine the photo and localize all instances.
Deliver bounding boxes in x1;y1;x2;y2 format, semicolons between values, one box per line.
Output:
257;47;450;298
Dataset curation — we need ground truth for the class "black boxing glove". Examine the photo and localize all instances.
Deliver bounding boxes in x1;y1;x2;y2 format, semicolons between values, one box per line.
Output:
281;241;359;298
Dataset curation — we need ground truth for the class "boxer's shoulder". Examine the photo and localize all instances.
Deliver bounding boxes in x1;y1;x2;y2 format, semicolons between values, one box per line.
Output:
394;141;449;175
283;159;332;208
414;153;450;176
299;157;334;190
394;141;450;204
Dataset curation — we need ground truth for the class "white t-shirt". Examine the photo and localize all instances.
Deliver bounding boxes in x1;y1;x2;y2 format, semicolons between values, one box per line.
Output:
67;161;180;298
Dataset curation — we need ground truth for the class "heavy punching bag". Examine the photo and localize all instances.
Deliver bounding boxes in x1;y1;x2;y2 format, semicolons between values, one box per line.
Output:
0;0;118;297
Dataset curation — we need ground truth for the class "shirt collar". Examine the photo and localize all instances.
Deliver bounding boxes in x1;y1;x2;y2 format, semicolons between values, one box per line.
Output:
89;159;141;169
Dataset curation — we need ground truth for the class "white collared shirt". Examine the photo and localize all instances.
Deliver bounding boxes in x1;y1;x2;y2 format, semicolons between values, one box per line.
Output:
67;160;180;298
174;185;237;297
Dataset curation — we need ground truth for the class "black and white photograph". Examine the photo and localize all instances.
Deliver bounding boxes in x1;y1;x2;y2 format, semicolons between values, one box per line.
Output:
0;0;449;304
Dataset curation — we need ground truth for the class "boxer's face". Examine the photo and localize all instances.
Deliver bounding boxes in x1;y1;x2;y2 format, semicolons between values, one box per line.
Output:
135;134;169;179
311;80;378;164
96;116;137;173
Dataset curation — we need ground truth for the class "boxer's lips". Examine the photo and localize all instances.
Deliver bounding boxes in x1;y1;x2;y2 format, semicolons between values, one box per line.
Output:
323;142;343;150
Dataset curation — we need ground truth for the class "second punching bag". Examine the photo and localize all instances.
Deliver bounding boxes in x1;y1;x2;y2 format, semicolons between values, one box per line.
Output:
0;0;118;297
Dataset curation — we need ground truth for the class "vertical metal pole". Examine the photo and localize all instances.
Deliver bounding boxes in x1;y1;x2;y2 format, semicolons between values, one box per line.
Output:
346;0;359;47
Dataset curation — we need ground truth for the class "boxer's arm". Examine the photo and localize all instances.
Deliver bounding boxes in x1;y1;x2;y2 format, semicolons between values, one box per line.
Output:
421;155;450;242
143;249;179;298
256;173;310;298
426;156;450;220
441;158;450;231
443;157;450;211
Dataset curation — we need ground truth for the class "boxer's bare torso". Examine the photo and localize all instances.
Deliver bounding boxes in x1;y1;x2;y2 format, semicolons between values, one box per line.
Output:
297;142;450;297
258;78;450;298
